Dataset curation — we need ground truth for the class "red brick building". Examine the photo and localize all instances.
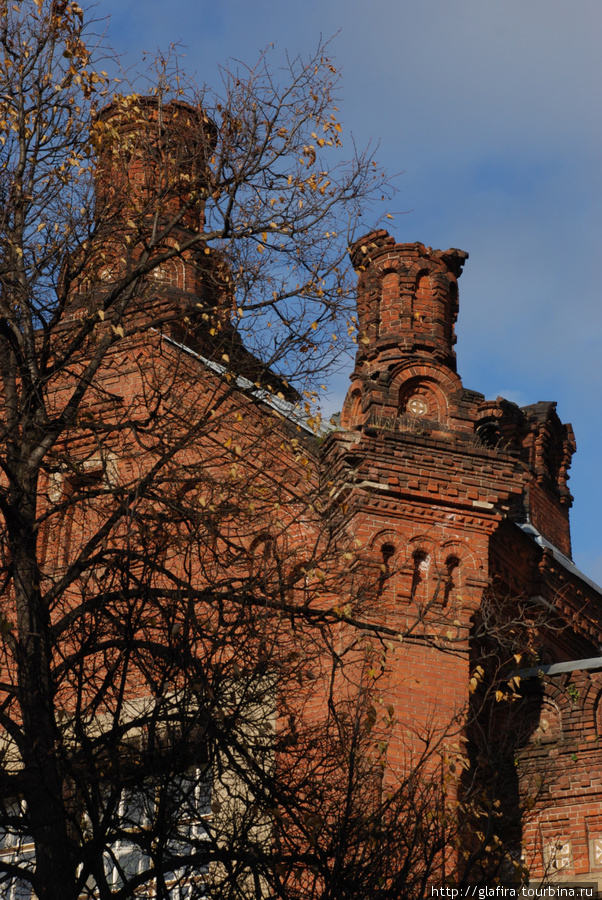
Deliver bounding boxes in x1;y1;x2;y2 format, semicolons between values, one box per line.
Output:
5;93;602;896
59;199;602;886
80;208;602;886
325;228;602;886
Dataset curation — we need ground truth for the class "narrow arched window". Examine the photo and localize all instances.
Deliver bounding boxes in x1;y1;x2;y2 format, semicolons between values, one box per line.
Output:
348;389;362;426
410;550;429;601
287;562;311;605
443;555;459;607
249;535;276;593
377;543;395;597
381;543;395;571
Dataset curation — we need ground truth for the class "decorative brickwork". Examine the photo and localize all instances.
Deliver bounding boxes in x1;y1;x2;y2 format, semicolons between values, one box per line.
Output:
332;230;602;884
42;209;602;882
10;89;601;886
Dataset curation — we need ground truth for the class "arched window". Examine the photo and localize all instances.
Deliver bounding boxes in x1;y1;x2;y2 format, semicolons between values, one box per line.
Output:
380;272;400;334
476;420;502;449
249;535;277;593
443;555;459;607
287;562;311;605
348;389;363;425
377;543;395;596
410;550;429;602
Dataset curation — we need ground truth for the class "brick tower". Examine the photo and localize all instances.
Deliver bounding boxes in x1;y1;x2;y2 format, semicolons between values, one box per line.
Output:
341;230;474;432
86;98;289;392
326;230;587;800
89;97;223;334
324;229;602;881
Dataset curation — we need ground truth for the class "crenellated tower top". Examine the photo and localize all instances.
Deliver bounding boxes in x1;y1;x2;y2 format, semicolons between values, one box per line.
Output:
338;229;576;557
349;229;468;372
341;231;475;433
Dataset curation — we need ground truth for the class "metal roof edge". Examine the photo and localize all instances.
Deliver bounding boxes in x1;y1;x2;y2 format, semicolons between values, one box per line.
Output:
516;521;602;598
157;332;335;438
515;656;602;679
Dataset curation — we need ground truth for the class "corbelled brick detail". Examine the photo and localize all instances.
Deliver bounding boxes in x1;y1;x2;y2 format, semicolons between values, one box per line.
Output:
329;230;600;880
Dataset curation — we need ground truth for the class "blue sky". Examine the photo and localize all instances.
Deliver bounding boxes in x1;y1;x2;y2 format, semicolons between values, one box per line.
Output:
96;0;602;582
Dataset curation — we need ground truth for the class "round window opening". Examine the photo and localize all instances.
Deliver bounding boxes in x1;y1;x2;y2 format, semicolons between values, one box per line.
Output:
407;395;428;416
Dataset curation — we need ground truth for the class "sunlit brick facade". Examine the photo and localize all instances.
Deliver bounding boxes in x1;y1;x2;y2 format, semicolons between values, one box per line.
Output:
69;208;602;883
31;95;602;888
328;229;602;885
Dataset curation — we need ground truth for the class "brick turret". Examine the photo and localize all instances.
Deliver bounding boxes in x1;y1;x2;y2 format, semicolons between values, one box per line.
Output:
83;97;296;398
67;98;224;348
349;230;467;368
94;96;216;234
340;229;576;555
341;231;478;433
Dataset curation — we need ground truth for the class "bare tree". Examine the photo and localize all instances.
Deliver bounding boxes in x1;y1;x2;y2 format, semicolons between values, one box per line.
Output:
0;3;406;898
0;3;554;899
